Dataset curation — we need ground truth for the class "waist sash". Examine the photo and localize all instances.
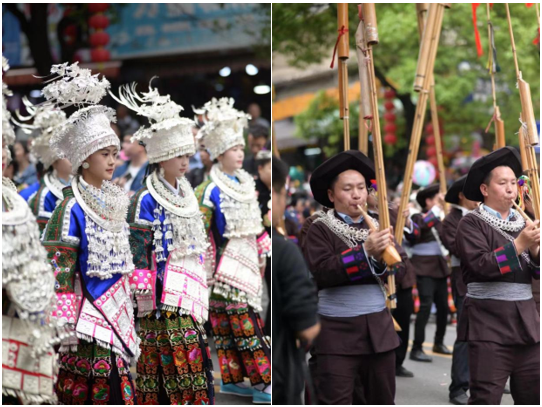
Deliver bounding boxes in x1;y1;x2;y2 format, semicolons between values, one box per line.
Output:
467;282;533;301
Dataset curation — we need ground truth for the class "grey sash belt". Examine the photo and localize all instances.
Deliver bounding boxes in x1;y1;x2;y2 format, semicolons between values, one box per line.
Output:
467;282;533;301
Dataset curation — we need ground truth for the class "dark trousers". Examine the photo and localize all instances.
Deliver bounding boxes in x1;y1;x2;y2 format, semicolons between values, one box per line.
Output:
449;286;469;398
392;286;414;368
468;341;540;405
413;276;448;349
316;351;396;405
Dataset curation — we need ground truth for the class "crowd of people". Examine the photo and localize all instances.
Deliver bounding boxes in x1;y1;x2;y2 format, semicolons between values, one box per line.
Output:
272;146;540;405
2;58;272;405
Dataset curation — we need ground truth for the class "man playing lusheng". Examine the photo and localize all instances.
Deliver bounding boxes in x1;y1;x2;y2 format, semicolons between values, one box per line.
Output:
303;150;408;405
456;146;540;405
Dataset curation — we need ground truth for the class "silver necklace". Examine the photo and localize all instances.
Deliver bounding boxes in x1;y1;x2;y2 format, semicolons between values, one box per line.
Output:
472;205;525;232
210;164;255;203
147;171;199;217
471;208;534;266
313;210;377;248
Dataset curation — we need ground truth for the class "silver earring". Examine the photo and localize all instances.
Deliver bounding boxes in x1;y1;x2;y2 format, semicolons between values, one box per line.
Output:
82;162;90;169
159;167;165;177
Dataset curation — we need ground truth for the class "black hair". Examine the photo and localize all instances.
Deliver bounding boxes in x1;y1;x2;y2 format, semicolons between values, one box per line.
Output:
144;163;160;181
256;157;271;169
272;156;289;193
248;124;269;140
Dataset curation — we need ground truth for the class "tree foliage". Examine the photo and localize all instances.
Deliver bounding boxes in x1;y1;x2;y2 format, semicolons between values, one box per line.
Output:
273;3;540;158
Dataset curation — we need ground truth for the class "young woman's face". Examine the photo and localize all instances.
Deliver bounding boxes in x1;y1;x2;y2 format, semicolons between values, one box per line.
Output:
83;146;118;181
218;145;244;172
14;142;26;163
160;154;190;179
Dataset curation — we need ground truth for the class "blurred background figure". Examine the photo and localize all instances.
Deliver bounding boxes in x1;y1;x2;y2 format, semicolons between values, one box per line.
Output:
12;140;37;188
248;102;270;129
272;156;320;405
243;124;269;177
112;134;148;195
187;144;213;188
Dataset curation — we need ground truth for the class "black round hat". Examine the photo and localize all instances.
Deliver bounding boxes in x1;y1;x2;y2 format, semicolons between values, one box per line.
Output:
445;175;468;204
463;147;522;202
416;184;440;208
309;150;375;208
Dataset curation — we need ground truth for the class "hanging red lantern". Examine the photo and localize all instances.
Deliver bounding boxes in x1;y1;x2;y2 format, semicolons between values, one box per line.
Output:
384;89;396;99
384;101;394;111
384;123;397;133
427;146;437;157
88;3;110;13
384;133;397;145
428;156;439;168
425;122;433;135
89;31;110;48
91;48;110;63
426;135;435;146
383;112;396;122
89;14;110;30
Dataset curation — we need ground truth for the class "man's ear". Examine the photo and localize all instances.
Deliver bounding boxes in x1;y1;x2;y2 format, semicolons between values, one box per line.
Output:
480;184;489;197
327;189;334;204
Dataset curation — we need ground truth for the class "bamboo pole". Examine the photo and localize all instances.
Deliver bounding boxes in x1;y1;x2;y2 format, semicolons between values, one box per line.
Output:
486;4;506;150
361;3;406;308
338;3;350;150
518;116;540;220
505;3;539;146
395;4;445;244
355;8;371;155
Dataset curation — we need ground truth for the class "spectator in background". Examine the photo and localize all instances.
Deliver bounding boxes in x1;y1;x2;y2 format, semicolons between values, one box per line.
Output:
112;134;149;195
116;104;139;136
243;124;269;177
187;145;212;188
248;102;270;129
255;150;272;335
189;127;204;171
13;140;37;188
272;156;320;405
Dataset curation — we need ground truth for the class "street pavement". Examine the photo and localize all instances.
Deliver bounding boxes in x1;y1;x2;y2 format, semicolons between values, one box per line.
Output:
396;319;513;405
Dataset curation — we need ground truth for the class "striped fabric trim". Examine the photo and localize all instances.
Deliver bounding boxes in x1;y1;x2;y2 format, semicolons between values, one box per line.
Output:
494;242;522;275
340;245;371;282
422;210;440;228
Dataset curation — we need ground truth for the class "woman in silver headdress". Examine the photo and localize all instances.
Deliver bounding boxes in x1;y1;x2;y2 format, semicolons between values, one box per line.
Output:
195;98;271;404
111;81;215;405
40;62;138;405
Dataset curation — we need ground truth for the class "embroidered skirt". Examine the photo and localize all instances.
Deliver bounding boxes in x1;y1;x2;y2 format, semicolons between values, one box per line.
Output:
136;312;214;405
209;295;271;387
55;340;136;405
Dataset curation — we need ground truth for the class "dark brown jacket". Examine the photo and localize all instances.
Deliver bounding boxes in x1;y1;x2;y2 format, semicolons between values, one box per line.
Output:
456;212;540;345
442;207;468;296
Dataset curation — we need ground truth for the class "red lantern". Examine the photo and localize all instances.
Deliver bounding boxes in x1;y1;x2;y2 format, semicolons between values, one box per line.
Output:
427;146;437;157
426;135;435;146
384;101;394;111
384;123;397;133
91;48;110;63
429;156;439;168
89;31;110;48
384;89;396;99
383;112;396;122
425;122;433;135
64;24;76;37
384;133;397;145
88;3;110;13
89;14;110;30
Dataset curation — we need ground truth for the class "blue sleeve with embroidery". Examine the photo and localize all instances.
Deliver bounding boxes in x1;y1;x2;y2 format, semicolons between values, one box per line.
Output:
19;181;41;201
43;190;60;214
210;185;227;238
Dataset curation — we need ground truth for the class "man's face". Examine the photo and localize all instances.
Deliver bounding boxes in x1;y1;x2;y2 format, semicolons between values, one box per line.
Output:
480;166;518;211
248;135;267;156
258;161;271;189
328;170;367;218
